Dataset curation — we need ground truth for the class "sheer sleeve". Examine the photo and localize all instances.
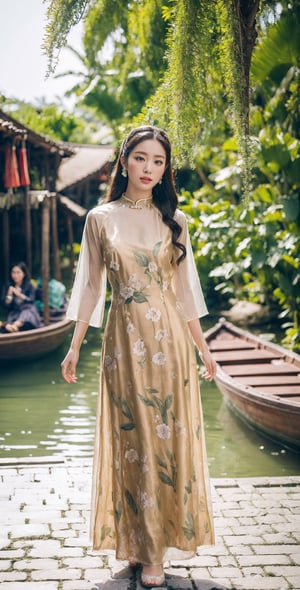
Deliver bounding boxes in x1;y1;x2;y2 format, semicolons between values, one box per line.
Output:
172;209;208;321
66;208;107;328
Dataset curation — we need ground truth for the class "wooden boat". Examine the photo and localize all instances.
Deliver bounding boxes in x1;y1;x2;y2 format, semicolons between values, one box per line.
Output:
0;317;73;362
205;318;300;450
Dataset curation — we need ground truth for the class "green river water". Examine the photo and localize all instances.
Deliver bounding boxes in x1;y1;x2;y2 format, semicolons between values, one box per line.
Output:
0;325;299;477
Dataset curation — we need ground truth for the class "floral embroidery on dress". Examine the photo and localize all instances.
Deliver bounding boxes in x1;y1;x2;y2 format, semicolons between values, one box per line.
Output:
126;321;135;334
152;351;166;365
145;307;161;322
156;423;171;439
125;448;139;463
90;209;214;560
138;488;156;511
155;329;168;341
104;347;122;371
133;339;146;356
105;355;117;371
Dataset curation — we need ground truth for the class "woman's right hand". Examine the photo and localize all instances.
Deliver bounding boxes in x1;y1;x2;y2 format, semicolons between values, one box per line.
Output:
61;348;79;384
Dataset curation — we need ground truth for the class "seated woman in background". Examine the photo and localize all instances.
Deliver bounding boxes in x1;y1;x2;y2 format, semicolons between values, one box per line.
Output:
0;262;41;333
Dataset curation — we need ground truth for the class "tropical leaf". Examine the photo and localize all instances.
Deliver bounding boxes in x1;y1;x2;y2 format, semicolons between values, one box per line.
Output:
120;399;133;420
165;394;173;411
182;511;195;540
158;472;174;488
138;394;156;408
134;252;150;267
152;241;162;258
133;292;149;303
125;489;138;515
155;454;168;470
120;422;135;430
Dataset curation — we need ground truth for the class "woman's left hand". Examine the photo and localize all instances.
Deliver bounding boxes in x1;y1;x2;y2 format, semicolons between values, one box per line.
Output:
200;348;217;381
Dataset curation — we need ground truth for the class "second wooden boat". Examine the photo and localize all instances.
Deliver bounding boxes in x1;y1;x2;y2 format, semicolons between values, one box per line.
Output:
0;317;73;362
205;319;300;450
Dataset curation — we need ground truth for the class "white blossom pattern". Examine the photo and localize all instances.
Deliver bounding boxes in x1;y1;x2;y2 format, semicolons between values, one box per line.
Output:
125;448;139;463
155;423;171;439
137;487;156;511
148;261;158;273
133;339;146;356
128;273;142;290
104;355;117;371
152;352;166;365
145;307;161;322
155;329;168;341
175;420;187;438
126;322;135;334
120;285;134;300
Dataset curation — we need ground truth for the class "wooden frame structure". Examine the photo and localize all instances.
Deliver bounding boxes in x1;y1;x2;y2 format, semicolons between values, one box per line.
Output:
0;110;74;324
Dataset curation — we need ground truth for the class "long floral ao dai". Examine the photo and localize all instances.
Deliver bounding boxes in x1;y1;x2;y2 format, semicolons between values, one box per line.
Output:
67;195;215;564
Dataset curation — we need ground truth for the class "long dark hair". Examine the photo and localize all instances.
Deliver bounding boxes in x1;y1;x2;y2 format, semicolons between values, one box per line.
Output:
106;125;186;264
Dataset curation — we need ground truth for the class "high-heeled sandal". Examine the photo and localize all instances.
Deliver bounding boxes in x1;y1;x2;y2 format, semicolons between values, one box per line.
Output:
141;565;165;588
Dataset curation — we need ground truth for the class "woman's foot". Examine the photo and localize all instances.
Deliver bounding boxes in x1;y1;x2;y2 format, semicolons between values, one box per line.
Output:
6;321;23;332
5;323;19;332
141;564;165;588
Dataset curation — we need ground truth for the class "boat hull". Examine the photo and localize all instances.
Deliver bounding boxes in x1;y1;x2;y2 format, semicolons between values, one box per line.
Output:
215;373;300;449
206;319;300;450
0;318;73;361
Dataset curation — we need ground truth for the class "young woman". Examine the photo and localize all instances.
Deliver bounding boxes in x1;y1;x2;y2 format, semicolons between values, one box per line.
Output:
61;126;216;587
1;262;41;333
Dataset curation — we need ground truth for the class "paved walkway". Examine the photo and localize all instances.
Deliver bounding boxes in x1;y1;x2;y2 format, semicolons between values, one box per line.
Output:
0;457;300;590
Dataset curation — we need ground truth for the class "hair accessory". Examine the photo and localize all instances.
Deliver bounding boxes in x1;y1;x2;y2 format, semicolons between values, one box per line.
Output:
121;167;127;178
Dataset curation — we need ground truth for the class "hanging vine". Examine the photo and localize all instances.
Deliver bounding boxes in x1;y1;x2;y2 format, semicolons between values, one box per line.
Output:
43;0;262;191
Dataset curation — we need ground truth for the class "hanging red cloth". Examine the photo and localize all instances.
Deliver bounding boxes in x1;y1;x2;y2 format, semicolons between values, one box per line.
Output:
19;139;30;186
4;143;20;189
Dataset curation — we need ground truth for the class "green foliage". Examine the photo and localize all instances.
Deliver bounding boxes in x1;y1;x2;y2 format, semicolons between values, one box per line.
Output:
43;0;91;76
180;105;300;350
43;0;261;184
50;0;170;132
0;97;97;143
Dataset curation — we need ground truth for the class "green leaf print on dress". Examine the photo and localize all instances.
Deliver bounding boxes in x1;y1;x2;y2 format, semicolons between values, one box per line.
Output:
138;390;173;425
125;489;138;515
156;449;177;491
183;512;196;540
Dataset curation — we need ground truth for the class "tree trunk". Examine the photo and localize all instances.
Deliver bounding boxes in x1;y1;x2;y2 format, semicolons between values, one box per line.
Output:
42;196;50;325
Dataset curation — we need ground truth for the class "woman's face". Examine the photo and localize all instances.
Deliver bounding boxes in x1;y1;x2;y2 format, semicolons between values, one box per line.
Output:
123;139;166;197
11;266;25;286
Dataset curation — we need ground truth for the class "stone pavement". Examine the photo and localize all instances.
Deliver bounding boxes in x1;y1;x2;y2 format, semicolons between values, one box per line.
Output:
0;457;300;590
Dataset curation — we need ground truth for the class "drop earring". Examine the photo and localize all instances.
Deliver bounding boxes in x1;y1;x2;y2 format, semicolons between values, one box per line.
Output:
159;177;163;185
121;167;127;178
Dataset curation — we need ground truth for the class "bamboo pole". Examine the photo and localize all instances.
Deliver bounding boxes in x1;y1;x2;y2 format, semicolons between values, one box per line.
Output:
2;207;10;283
41;195;50;325
67;215;75;273
50;192;61;281
24;187;32;276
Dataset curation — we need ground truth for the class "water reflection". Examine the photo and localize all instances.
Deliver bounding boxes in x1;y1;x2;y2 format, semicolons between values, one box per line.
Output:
0;327;299;476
